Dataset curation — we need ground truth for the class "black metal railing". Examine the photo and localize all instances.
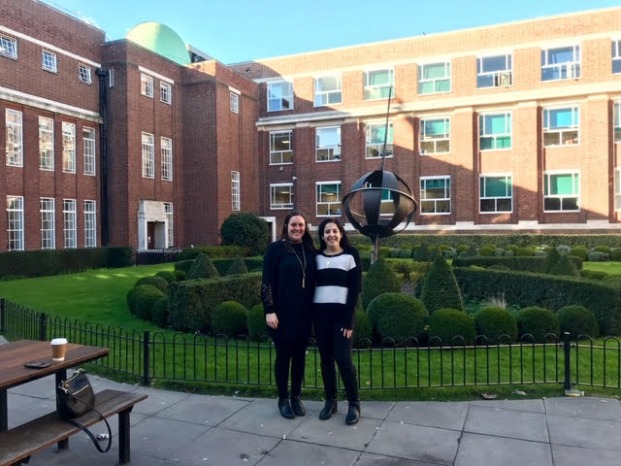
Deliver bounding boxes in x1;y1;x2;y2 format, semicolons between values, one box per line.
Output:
2;299;620;391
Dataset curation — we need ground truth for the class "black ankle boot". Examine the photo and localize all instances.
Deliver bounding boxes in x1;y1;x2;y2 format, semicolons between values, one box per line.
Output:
319;399;337;420
278;398;295;419
290;396;306;416
346;402;360;425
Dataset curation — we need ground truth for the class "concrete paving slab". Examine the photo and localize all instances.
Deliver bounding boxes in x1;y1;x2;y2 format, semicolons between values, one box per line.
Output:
256;439;361;466
287;415;381;450
544;396;621;420
546;413;621;450
469;397;545;413
386;401;468;430
455;433;552;466
463;404;549;442
551;444;621;466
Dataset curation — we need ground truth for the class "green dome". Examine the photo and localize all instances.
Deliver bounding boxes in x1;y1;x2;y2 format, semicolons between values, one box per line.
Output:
126;22;190;65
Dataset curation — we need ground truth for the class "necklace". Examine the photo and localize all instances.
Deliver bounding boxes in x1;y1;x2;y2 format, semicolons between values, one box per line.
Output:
292;244;307;288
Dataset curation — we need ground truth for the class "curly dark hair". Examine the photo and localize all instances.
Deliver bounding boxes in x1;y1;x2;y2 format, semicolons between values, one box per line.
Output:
317;217;352;251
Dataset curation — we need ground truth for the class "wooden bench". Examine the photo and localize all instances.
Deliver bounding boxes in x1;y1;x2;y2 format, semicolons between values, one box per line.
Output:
0;389;147;466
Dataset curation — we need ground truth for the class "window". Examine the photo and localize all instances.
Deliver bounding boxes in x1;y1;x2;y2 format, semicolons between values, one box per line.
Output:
230;92;239;114
40;197;55;250
39;117;54;170
108;68;115;88
164;203;174;247
270;183;294;209
544;172;579;212
6;109;23;167
477;54;512;88
42;50;57;72
420;117;450;154
141;132;155;178
231;171;240;212
316;182;341;216
161;137;173;180
420;177;451;214
267;81;293;111
543;106;579;146
615;168;621;210
614;101;621;143
480;175;513;213
160;82;172;104
364;69;394;100
7;196;24;251
479;112;512;150
541;45;580;81
613;40;621;74
141;74;154;97
419;62;451;94
316;126;341;162
269;131;293;164
62;122;76;173
63;199;77;248
84;200;96;248
365;122;393;159
314;75;342;106
83;127;96;175
0;35;17;59
78;64;92;84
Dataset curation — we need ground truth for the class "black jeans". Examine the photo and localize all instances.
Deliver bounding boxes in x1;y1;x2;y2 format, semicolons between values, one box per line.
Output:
272;336;308;400
314;319;359;402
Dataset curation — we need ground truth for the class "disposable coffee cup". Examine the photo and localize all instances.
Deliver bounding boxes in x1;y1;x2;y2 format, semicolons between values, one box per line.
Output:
51;338;68;362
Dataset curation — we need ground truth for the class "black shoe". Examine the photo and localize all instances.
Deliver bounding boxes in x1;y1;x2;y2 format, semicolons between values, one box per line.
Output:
278;399;295;419
346;402;360;425
290;396;306;416
319;399;337;420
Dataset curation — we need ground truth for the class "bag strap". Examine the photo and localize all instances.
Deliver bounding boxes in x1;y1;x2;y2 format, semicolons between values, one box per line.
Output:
66;392;112;453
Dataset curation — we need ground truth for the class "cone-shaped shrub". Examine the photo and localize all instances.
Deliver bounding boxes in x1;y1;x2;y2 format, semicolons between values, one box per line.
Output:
226;256;248;275
187;252;219;280
361;258;401;309
549;254;580;277
420;256;463;314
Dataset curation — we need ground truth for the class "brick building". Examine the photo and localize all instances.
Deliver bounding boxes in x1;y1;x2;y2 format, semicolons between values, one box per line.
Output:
0;1;620;252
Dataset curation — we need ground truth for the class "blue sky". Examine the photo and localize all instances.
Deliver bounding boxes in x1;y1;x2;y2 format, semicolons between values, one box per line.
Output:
42;0;620;64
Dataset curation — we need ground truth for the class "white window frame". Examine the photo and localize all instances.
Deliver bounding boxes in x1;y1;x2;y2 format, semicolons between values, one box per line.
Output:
84;200;96;248
267;81;294;112
615;167;621;211
316;182;341;217
141;132;155;178
164;203;174;247
161;137;173;181
63;199;77;249
230;92;239;114
315;126;341;162
78;64;92;84
363;68;394;100
614;101;621;143
365;122;393;159
39;116;54;171
418;62;451;95
420;177;451;215
7;195;24;251
0;35;17;59
420;117;450;154
42;50;57;72
6;109;23;167
314;75;342;106
543;171;580;212
160;81;172;104
269;131;293;165
62;122;76;173
479;112;512;150
83;127;96;175
480;174;513;213
543;106;580;146
477;54;512;88
40;197;56;250
270;183;294;210
613;40;621;74
141;74;154;97
541;45;580;81
231;171;240;212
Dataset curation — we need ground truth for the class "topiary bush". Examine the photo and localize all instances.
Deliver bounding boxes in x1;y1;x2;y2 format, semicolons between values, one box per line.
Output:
151;296;169;328
556;304;599;339
361;258;401;309
419;256;464;313
132;284;166;321
515;306;559;343
135;275;169;293
246;304;268;341
427;308;476;346
549;254;580;277
542;248;561;274
211;300;247;337
366;293;427;345
155;270;177;283
474;305;518;344
226;256;248;275
570;245;588;260
353;309;373;348
187;252;219;280
220;213;269;256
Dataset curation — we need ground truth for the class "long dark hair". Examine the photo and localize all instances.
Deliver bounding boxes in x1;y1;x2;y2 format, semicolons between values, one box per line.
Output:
317;217;352;251
279;211;315;251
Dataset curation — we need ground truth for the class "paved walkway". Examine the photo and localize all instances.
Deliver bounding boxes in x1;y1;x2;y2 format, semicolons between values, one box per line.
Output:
5;371;621;466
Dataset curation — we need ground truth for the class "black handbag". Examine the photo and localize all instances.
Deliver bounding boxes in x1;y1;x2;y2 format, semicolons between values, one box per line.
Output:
57;368;112;453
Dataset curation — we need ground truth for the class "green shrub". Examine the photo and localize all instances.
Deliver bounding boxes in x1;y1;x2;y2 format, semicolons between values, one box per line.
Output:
151;296;169;327
187;253;219;280
516;246;535;256
592;245;611;255
579;269;608;280
570;245;588;260
557;305;599;339
611;247;621;261
427;308;475;346
135;275;169;293
353;309;373;348
179;245;249;260
479;246;495;257
543;248;561;274
549;254;580;277
175;270;187;281
474;306;518;344
412;244;431;261
226;256;249;275
220;213;269;256
246;304;269;341
155;270;177;283
366;293;427;344
361;258;401;309
420;256;464;313
515;306;559;343
132;284;166;321
211;300;247;337
126;287;139;315
587;251;610;262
